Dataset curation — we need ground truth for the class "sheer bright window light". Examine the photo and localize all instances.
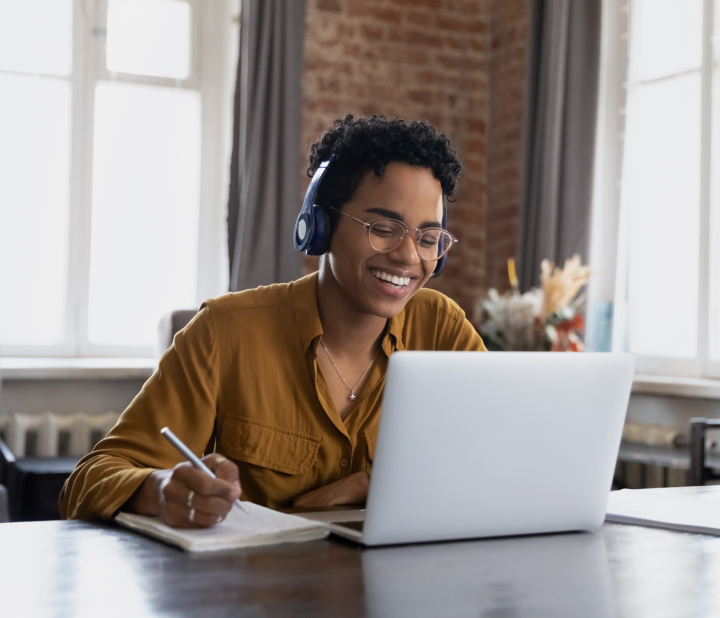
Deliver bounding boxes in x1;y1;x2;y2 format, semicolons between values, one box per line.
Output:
0;0;73;76
710;66;720;362
711;198;720;361
87;82;201;348
0;74;71;346
629;0;703;83
623;74;701;359
106;0;191;80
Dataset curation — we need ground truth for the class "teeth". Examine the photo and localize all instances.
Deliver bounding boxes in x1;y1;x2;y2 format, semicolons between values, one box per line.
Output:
372;270;410;287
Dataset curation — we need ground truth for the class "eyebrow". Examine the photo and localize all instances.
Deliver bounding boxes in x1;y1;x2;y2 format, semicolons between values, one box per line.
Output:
364;207;442;229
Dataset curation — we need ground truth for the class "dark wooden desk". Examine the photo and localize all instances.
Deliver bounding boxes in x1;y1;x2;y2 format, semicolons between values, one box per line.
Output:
3;487;720;617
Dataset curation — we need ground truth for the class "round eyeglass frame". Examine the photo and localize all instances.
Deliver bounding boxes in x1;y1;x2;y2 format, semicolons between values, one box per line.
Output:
328;206;458;261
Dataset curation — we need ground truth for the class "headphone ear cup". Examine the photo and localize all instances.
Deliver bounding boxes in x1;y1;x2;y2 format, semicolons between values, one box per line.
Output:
294;211;314;251
306;204;332;256
316;206;332;254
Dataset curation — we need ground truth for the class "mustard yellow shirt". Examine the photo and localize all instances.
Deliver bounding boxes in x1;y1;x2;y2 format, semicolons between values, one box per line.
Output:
59;273;487;520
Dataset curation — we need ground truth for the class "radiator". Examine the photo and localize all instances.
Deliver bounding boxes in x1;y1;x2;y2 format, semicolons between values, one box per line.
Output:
0;411;120;458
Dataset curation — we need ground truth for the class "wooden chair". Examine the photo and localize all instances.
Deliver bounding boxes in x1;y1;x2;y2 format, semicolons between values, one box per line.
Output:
156;309;197;356
0;435;80;521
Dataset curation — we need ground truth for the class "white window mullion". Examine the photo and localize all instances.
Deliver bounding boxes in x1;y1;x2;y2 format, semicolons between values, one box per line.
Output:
707;0;720;377
195;0;235;303
587;0;630;353
699;0;714;376
67;0;98;357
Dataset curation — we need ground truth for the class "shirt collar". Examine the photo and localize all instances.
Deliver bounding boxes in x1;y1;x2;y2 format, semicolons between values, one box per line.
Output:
291;272;324;354
291;271;407;356
385;308;406;354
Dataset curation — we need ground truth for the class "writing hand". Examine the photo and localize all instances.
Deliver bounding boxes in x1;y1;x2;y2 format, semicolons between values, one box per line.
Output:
127;454;241;528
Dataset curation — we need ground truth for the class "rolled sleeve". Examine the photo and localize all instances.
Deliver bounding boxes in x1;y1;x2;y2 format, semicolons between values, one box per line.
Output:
59;305;220;520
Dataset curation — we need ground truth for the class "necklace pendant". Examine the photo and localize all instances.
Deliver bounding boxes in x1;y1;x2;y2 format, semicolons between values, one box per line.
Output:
349;393;356;401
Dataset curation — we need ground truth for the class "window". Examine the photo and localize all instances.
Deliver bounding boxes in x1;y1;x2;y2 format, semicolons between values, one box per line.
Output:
598;0;720;379
0;0;236;358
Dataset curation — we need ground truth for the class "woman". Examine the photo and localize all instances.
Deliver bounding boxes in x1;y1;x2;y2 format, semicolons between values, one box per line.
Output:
59;115;487;527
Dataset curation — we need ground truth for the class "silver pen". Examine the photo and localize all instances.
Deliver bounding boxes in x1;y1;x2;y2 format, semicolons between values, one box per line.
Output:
160;427;249;514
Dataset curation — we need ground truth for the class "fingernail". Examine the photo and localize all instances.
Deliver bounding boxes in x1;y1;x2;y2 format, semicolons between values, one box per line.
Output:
233;481;241;490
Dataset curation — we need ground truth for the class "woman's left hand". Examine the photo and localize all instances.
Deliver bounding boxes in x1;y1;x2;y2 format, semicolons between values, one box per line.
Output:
292;471;369;509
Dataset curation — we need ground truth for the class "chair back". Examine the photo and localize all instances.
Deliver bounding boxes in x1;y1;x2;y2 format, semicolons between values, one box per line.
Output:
156;309;197;357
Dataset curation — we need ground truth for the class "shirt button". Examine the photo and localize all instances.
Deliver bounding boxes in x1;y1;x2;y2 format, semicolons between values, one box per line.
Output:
339;458;349;468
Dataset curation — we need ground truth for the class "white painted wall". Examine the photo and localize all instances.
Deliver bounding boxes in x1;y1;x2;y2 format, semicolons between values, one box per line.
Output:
1;378;145;416
2;378;720;440
626;394;720;432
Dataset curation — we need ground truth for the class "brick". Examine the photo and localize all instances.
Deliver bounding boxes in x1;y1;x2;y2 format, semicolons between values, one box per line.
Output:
387;28;444;47
437;15;487;34
317;0;343;13
345;82;396;101
460;0;484;14
346;0;402;23
414;69;452;86
407;89;436;105
357;102;385;116
488;219;518;239
406;10;432;26
466;118;486;134
360;23;384;40
464;235;486;251
388;0;442;8
315;75;342;93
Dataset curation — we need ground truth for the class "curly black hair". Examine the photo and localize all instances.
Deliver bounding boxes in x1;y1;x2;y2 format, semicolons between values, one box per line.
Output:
307;115;461;232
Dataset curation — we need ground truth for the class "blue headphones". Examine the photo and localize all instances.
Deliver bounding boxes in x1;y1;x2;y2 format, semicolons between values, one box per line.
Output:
293;155;447;277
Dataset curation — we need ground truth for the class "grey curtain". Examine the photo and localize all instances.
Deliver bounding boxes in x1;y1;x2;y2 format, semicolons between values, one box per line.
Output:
517;0;602;291
228;0;306;292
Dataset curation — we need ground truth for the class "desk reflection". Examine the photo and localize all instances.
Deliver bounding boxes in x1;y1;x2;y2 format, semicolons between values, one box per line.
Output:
362;531;614;618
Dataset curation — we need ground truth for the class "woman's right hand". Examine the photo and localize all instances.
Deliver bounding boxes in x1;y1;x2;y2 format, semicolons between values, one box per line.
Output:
126;454;242;528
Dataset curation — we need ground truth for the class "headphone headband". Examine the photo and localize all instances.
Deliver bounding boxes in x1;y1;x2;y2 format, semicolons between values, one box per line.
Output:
293;156;334;255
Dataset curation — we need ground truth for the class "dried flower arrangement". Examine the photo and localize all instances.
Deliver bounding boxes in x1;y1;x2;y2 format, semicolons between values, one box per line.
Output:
474;255;590;352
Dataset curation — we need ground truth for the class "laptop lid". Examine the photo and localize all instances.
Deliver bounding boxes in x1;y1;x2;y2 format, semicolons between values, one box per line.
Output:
361;352;635;546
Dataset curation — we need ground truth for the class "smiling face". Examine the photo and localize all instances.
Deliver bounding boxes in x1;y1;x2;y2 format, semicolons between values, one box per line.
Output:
320;162;444;319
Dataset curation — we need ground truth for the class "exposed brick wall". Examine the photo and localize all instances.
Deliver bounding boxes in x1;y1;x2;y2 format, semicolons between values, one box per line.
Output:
300;0;528;314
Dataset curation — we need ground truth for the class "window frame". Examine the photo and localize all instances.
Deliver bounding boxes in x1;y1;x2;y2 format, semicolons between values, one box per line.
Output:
598;0;720;379
2;0;235;359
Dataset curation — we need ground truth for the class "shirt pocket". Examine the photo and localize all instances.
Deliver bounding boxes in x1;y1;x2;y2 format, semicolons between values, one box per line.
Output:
220;415;321;507
364;425;379;474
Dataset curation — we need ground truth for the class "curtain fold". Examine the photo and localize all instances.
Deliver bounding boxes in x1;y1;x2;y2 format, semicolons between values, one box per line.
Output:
228;0;306;292
517;0;602;291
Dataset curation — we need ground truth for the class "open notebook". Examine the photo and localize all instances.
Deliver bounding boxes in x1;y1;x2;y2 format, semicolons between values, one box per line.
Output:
606;488;720;536
115;502;328;552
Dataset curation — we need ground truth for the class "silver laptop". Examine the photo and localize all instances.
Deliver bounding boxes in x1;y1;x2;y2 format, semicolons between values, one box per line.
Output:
328;352;635;546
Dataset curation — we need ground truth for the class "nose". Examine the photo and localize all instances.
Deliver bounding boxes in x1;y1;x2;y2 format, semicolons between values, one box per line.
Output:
387;230;421;265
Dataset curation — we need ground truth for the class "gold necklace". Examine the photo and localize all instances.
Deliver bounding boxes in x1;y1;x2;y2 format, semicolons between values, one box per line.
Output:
321;339;380;401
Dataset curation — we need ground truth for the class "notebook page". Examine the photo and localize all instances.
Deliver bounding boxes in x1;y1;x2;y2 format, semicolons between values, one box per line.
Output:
116;502;328;551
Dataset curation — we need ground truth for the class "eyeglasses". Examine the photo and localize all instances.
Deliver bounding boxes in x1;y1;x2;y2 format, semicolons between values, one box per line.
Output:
329;206;458;262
